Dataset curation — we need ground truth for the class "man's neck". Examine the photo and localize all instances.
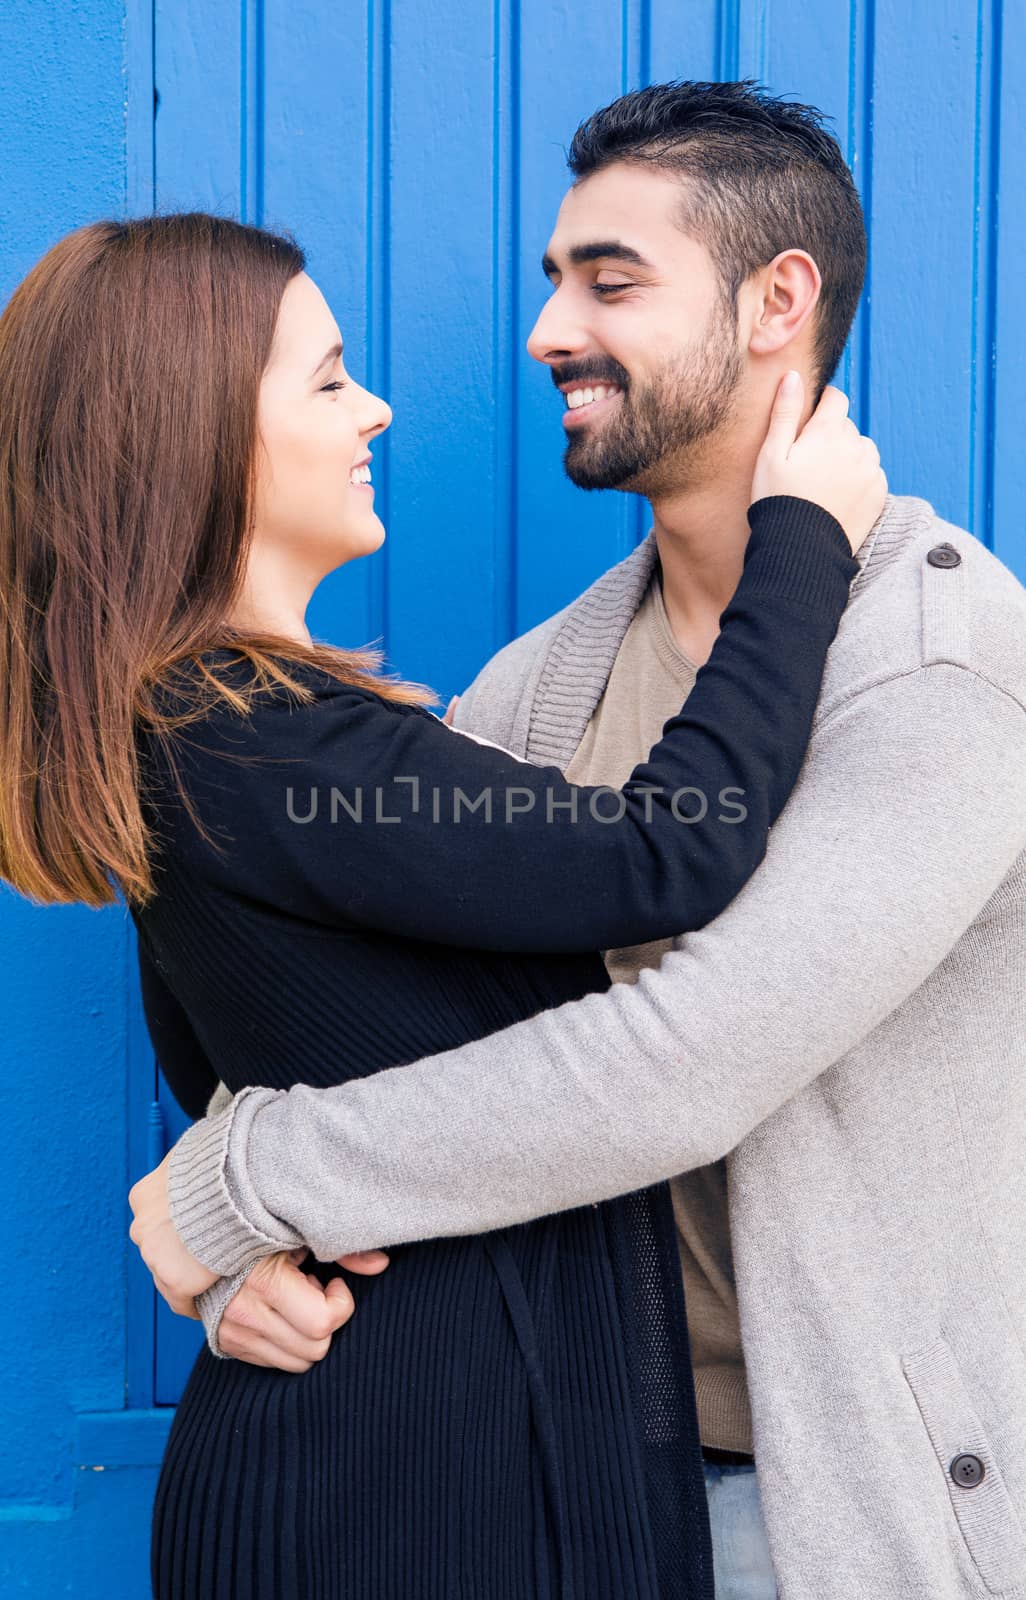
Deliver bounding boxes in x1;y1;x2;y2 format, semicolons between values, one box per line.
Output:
649;478;754;668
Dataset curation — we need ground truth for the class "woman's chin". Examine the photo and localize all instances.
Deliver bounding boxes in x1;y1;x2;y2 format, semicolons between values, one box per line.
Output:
360;518;387;555
335;517;386;562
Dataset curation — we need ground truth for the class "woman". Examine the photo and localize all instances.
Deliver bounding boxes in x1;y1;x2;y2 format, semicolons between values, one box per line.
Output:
0;213;883;1599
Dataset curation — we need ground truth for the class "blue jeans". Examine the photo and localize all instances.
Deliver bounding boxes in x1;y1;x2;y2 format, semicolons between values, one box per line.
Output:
702;1460;779;1599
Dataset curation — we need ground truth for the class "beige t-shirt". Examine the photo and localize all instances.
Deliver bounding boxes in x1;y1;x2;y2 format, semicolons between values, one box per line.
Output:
563;563;753;1454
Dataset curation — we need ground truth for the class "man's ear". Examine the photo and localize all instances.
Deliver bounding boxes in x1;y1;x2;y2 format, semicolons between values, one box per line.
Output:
746;249;821;358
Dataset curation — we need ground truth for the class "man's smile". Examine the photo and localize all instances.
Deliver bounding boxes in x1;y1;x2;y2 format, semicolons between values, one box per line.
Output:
560;383;623;428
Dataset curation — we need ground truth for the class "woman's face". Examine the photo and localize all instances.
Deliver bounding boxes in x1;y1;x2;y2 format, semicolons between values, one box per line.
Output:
250;271;392;579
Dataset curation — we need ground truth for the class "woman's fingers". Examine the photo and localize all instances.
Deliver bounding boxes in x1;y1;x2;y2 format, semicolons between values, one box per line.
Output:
749;374;886;554
335;1249;390;1273
800;383;850;431
759;370;804;462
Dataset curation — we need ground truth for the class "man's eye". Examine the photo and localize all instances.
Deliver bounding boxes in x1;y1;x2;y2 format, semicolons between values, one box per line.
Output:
592;283;632;297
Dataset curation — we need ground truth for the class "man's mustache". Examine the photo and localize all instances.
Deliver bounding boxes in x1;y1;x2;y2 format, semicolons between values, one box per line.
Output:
551;366;630;394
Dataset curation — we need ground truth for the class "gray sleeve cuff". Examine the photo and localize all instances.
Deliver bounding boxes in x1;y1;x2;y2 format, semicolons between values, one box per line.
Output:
194;1264;256;1359
205;1078;234;1117
167;1083;305;1276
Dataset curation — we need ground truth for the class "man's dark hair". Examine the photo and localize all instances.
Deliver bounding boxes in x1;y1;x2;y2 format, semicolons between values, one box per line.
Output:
567;79;866;393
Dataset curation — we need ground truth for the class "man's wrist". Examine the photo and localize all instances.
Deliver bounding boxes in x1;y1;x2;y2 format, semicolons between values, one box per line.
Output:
167;1084;303;1277
195;1264;255;1359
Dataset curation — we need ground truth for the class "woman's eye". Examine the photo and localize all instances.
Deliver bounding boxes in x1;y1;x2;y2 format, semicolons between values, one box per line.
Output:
321;380;348;393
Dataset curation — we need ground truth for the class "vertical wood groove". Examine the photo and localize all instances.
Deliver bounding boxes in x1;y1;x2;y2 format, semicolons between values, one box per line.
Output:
240;0;263;223
718;0;741;79
969;0;1001;549
493;0;519;644
367;0;390;650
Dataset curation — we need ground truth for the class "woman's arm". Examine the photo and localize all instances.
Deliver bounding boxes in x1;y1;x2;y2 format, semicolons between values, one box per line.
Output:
166;663;1026;1276
178;495;857;954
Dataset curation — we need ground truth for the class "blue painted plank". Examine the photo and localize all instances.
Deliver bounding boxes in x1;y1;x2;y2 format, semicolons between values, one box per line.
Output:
753;2;870;412
124;0;156;213
262;0;384;655
514;0;645;637
0;894;128;1506
381;0;506;703
0;0;139;1577
648;0;718;82
991;0;1025;580
153;0;244;212
125;923;161;1411
76;1408;175;1466
868;0;981;527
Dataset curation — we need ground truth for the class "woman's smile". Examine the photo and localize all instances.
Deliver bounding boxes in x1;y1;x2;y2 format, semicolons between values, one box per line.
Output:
349;455;374;493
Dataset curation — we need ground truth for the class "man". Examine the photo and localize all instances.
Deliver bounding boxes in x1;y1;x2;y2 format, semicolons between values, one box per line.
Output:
135;82;1026;1597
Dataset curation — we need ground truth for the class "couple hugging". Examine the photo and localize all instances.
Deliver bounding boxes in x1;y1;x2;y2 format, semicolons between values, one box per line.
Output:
3;78;1023;1600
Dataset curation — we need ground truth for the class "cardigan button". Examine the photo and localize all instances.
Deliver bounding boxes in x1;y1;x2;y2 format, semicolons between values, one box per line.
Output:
926;543;961;568
949;1453;985;1488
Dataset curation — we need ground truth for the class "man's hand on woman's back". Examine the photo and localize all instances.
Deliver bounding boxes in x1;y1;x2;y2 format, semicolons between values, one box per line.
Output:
215;1246;390;1370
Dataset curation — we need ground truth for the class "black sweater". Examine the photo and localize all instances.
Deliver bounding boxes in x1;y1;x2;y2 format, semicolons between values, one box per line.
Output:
134;494;856;1600
137;494;855;1116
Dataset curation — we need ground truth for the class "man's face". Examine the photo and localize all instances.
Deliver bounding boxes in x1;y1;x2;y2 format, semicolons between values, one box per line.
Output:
527;163;747;496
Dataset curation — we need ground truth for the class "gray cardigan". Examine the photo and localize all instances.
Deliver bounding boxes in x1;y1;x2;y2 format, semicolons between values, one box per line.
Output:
169;494;1026;1600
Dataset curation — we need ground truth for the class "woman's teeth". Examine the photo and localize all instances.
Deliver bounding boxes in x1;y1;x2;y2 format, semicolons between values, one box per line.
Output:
565;384;621;411
350;465;372;485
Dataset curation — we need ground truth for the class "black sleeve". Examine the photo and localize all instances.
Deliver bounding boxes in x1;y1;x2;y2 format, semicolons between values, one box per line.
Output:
136;930;221;1120
174;495;859;954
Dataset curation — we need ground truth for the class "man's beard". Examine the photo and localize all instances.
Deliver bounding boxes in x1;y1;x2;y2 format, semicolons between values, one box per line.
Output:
563;301;745;495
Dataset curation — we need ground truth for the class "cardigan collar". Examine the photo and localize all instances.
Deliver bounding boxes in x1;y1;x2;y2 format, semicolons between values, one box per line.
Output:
524;493;936;768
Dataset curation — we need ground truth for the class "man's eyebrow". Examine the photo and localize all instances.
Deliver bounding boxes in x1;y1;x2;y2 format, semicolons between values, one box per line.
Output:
541;242;655;280
309;339;344;379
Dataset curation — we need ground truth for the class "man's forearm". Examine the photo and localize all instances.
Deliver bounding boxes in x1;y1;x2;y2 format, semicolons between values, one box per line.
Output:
165;664;1026;1275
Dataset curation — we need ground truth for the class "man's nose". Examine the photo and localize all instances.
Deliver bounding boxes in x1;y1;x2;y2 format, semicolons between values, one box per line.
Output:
526;295;588;366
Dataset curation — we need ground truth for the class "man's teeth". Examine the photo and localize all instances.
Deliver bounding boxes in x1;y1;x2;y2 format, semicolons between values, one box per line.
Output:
350;464;372;485
565;384;621;411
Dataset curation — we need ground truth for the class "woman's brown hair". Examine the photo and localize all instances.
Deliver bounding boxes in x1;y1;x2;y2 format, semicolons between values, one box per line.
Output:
0;212;437;912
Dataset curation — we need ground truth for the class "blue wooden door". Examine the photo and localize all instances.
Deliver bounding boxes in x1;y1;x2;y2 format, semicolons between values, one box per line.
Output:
1;0;1023;1594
